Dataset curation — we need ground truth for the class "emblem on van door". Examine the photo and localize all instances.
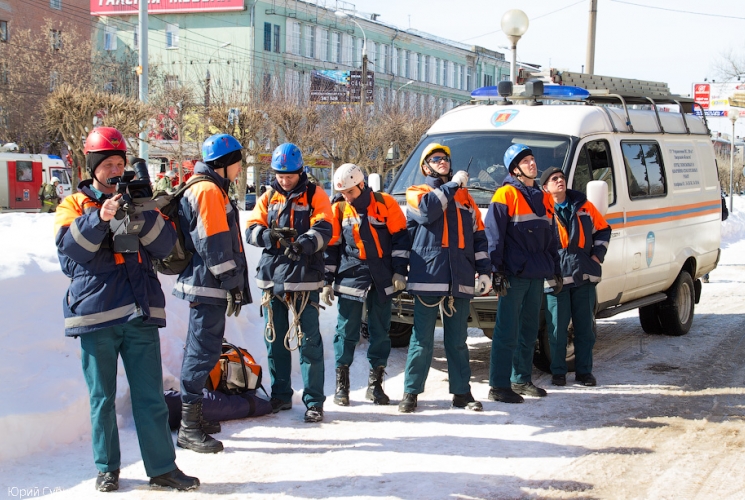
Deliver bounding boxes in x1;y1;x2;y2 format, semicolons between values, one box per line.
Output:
491;109;519;128
646;232;655;267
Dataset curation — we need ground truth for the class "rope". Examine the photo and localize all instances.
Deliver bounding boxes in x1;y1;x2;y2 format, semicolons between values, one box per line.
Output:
262;290;276;344
262;290;312;351
283;291;310;352
415;294;457;322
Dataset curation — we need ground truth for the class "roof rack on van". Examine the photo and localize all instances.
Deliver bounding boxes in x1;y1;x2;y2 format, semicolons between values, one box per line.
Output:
473;68;709;135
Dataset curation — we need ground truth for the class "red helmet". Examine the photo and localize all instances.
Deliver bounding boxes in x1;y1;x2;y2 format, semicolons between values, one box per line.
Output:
84;127;127;154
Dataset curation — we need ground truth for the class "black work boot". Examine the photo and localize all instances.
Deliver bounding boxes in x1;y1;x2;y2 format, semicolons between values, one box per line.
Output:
452;391;483;411
488;386;524;404
95;469;119;492
177;401;224;453
511;381;547;397
366;366;390;405
149;468;200;491
200;412;221;434
304;406;324;423
333;365;350;406
398;393;418;413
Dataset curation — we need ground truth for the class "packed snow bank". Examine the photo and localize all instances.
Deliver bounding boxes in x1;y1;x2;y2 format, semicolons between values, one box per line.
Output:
0;196;741;463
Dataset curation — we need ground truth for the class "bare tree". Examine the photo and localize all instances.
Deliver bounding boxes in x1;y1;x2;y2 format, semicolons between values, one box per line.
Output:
0;19;93;153
44;85;150;189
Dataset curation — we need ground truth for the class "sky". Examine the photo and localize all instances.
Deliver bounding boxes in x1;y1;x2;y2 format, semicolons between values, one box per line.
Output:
349;0;743;97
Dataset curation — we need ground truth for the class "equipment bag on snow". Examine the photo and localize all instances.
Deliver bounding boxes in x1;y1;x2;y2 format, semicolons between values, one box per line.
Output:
207;340;267;396
153;174;219;275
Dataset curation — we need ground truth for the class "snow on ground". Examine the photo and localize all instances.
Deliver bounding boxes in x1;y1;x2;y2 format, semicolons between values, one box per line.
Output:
1;198;744;499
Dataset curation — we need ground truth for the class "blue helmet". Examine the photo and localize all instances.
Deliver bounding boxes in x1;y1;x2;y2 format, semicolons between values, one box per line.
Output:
271;143;303;173
503;143;533;173
202;134;243;162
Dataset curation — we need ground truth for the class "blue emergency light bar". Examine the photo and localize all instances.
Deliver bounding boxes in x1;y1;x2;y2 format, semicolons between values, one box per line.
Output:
471;85;590;100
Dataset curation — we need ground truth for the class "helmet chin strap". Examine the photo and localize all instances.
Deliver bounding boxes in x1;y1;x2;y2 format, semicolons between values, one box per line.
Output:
514;165;537;182
424;162;452;180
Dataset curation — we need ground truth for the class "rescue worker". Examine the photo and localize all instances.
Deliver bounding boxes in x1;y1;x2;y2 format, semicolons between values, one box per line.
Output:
540;167;610;387
154;170;175;193
54;127;199;492
485;144;562;404
399;143;492;413
173;133;252;453
40;176;61;212
322;163;410;407
246;143;333;423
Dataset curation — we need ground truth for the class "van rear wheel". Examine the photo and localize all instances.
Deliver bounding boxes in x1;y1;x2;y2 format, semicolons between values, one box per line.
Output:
389;321;413;348
638;304;662;334
658;271;695;336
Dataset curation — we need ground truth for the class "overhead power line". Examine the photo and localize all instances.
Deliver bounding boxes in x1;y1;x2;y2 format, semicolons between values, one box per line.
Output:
610;0;745;20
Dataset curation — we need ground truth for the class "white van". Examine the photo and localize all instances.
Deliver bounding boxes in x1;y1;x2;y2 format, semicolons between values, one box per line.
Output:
383;77;721;369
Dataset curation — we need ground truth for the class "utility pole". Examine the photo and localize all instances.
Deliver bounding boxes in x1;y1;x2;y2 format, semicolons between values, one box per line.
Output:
585;0;597;75
138;0;149;163
361;52;368;109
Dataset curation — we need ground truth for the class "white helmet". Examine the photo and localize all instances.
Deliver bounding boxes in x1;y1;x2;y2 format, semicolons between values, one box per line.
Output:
166;170;176;178
334;163;365;191
50;176;61;184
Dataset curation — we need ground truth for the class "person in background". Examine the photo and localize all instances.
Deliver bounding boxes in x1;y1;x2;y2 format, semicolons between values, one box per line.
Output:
540;166;611;387
323;163;410;407
399;143;491;413
54;127;199;492
173;133;251;454
155;170;175;193
485;144;562;404
246;143;333;423
40;176;61;212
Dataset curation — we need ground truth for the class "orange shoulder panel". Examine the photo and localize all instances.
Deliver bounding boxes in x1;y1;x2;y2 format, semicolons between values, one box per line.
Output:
188;181;230;238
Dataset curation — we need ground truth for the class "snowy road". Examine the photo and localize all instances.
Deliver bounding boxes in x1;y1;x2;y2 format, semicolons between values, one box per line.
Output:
2;211;745;499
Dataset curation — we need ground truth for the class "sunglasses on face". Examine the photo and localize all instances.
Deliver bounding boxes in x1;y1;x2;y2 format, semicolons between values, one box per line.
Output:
547;175;565;184
428;155;451;164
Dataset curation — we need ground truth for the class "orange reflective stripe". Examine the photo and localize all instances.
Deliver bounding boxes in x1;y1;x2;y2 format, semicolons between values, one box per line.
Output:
577;215;586;248
383;194;407;234
309;188;332;226
189;181;230;238
491;186;519;218
114;253;125;265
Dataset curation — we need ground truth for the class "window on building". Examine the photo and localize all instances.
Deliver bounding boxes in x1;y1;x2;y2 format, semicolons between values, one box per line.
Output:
442;60;448;87
331;32;341;64
422;56;429;83
292;22;301;55
166;24;178;49
466;67;473;91
262;73;272;98
455;64;461;89
273;24;280;53
50;0;61;10
411;53;418;81
104;26;117;51
133;26;139;50
484;74;494;87
50;29;62;50
367;41;376;71
402;50;409;79
304;25;315;58
622;142;667;199
49;71;58;92
0;21;8;42
165;75;179;90
263;22;271;51
319;29;329;61
382;44;389;73
391;47;398;75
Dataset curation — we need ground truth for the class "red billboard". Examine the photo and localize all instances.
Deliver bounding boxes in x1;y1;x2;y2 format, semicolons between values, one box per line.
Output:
90;0;245;16
693;83;710;110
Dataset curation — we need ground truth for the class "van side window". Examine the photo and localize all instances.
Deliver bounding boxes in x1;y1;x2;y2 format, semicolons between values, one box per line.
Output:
573;140;616;206
16;161;33;182
621;142;667;200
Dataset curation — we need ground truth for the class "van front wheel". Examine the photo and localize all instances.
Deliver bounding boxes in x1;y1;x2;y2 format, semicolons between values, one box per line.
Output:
658;271;695;336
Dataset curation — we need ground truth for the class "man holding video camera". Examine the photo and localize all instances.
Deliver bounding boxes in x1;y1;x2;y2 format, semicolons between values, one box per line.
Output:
54;127;199;492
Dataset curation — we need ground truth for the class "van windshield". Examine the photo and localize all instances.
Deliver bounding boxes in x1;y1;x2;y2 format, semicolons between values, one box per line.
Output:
388;132;572;205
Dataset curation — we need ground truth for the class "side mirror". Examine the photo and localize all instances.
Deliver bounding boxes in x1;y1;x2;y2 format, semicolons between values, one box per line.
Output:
368;173;382;192
586;180;609;216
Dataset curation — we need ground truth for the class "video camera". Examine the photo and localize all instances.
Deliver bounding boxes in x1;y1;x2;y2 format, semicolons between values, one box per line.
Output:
107;159;160;254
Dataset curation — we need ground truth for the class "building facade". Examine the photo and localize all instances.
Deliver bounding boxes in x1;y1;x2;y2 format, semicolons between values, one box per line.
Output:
93;0;511;111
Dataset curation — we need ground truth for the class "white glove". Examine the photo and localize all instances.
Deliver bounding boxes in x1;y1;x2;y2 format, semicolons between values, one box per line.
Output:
392;273;407;291
476;274;492;295
451;170;469;188
321;285;335;306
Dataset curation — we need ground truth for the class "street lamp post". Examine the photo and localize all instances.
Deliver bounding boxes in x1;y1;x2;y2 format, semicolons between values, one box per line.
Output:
730;108;739;213
335;11;367;108
500;10;529;85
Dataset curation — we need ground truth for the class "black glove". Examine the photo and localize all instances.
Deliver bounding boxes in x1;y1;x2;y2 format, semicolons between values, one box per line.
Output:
549;274;564;296
269;223;297;247
284;241;304;262
492;273;508;297
226;287;243;317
